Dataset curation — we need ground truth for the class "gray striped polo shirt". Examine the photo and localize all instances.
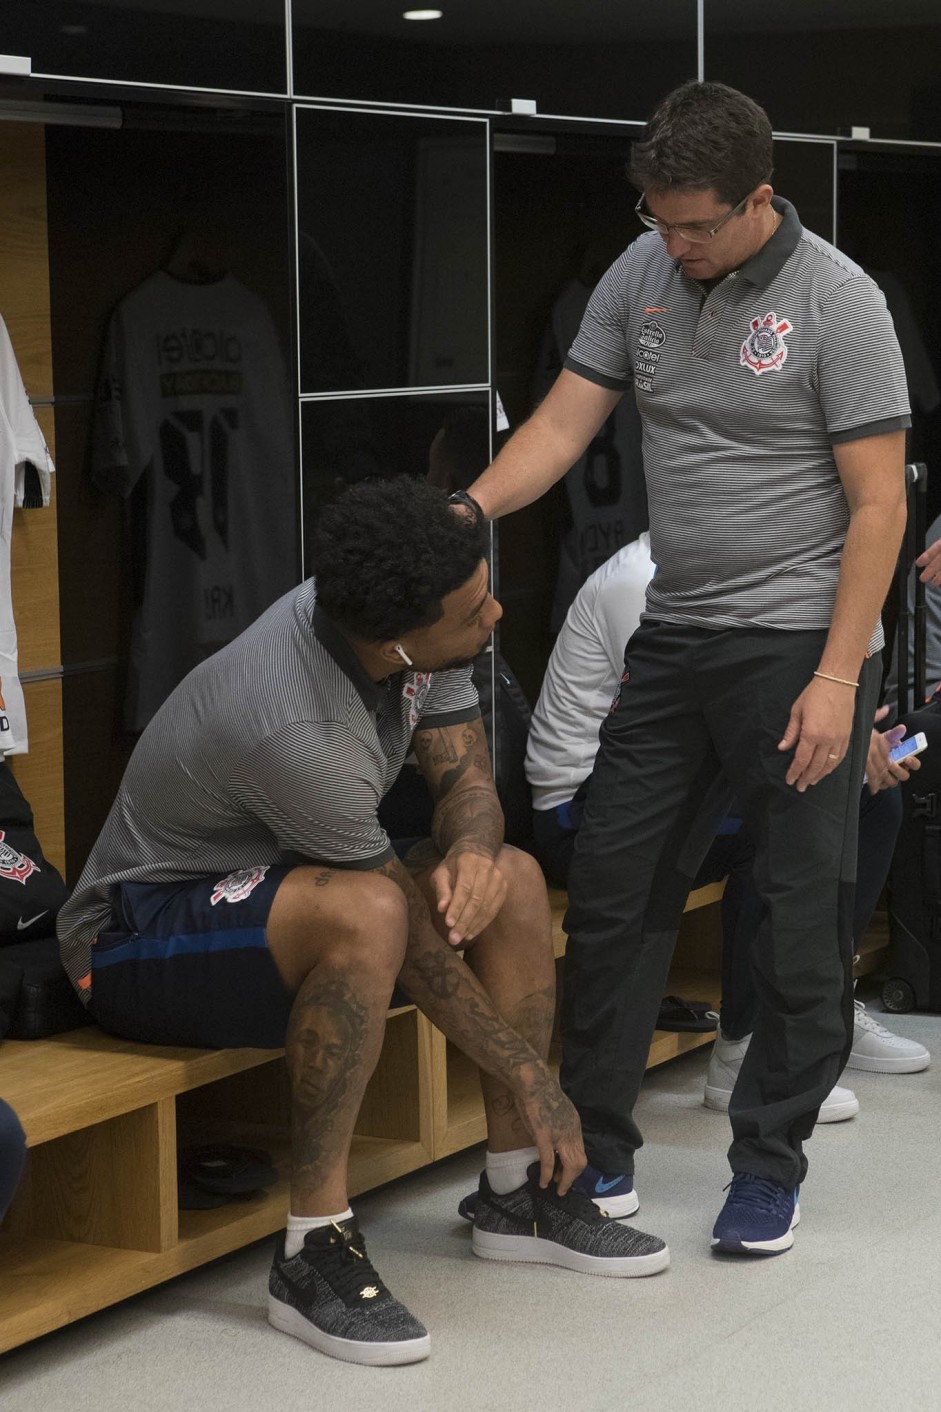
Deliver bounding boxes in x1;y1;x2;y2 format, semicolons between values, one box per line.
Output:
565;198;910;640
57;578;481;1000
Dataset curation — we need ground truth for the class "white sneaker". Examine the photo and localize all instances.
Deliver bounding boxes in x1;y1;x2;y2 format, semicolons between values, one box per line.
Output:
845;1000;931;1073
704;1032;859;1123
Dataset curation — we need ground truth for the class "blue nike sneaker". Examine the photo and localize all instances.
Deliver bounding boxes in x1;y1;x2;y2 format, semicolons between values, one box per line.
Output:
711;1173;800;1255
458;1164;638;1222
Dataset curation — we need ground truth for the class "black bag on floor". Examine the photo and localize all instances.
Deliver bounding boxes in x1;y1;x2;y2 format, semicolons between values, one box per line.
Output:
884;462;941;1013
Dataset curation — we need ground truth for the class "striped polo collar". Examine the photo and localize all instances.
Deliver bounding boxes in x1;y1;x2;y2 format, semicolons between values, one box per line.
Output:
311;600;388;713
736;196;802;288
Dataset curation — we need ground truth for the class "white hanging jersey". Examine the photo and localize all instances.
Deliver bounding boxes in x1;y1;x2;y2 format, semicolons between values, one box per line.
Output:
0;313;55;755
94;271;297;730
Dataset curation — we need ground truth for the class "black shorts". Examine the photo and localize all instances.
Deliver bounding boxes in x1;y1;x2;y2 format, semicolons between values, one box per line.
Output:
90;866;295;1049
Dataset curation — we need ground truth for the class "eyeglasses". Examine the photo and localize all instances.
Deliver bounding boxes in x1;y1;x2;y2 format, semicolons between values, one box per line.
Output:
634;192;751;244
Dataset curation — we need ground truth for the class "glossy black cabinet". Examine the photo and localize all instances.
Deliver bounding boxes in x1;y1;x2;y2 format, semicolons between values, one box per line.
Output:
295;107;489;394
1;0;287;94
292;0;697;122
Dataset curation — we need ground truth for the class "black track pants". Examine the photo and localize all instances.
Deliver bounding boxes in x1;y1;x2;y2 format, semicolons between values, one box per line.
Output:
560;621;880;1189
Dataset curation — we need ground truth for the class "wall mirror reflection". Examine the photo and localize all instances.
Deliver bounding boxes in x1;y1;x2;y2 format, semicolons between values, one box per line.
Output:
295;106;489;395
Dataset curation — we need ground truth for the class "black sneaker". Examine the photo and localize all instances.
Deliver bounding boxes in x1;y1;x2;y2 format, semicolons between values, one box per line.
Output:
458;1163;638;1221
471;1163;669;1277
268;1217;430;1366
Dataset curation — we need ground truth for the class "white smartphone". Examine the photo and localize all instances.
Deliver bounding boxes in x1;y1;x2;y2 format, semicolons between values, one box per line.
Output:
862;730;927;785
888;731;928;765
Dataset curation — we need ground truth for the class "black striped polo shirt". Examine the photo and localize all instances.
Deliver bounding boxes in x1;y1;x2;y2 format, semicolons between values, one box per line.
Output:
565;197;910;644
57;579;481;1001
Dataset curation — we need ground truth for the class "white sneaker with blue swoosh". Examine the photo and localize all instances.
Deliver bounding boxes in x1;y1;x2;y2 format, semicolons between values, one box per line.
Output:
571;1163;639;1217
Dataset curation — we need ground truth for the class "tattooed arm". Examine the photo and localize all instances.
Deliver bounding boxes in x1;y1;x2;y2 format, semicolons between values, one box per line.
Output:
412;716;507;946
376;850;585;1190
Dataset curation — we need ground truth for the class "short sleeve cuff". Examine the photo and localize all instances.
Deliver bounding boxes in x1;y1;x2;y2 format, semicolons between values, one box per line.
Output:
562;357;630;394
829;413;911;445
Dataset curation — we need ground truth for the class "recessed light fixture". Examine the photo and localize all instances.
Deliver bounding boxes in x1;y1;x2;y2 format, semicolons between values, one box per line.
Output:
403;9;443;19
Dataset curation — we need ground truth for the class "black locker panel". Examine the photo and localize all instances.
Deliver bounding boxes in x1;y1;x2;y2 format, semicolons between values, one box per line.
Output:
1;0;287;94
295;107;489;395
705;0;941;143
292;0;697;122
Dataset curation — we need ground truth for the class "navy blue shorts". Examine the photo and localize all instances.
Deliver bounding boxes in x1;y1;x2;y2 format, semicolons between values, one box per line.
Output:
90;866;295;1049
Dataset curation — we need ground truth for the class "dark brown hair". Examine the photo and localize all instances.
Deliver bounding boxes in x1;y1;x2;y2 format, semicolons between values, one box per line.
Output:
630;81;773;206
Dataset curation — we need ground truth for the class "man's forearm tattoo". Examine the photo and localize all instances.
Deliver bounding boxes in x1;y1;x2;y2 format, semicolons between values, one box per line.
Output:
376;855;543;1087
431;782;503;860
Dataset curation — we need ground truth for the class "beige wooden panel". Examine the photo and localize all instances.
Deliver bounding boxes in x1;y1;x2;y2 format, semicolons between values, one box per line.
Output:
8;678;65;877
0;124;52;400
12;406;60;674
6;1098;178;1253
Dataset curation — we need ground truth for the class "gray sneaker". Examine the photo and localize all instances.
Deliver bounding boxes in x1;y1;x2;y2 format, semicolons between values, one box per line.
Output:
268;1217;430;1366
472;1163;669;1277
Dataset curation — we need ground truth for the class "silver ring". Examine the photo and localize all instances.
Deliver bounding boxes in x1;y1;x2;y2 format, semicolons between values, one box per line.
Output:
827;752;839;760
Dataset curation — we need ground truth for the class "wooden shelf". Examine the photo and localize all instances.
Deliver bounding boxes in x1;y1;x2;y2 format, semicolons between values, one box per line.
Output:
0;1007;433;1354
0;885;725;1354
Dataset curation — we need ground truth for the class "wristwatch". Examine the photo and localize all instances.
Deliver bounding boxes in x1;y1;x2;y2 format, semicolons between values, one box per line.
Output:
447;488;486;525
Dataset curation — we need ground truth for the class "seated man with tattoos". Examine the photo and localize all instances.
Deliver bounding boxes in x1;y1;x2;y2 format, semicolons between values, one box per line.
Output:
57;476;668;1369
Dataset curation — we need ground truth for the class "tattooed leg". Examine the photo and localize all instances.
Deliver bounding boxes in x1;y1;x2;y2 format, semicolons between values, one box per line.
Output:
463;848;556;1151
285;969;389;1214
266;866;409;1215
407;843;557;1152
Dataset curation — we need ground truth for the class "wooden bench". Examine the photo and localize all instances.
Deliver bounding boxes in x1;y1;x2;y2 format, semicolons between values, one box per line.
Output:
0;881;725;1353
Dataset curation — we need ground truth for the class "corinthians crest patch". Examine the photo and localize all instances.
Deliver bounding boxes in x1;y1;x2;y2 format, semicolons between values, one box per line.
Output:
0;829;38;885
210;866;269;905
740;311;792;376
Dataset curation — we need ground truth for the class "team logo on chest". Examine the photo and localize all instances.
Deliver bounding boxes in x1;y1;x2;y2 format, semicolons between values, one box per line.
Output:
740;311;793;376
210;866;269;905
0;831;37;885
403;672;432;730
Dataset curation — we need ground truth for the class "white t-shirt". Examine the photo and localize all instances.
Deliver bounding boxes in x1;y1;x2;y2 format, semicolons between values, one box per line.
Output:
94;271;297;730
525;535;654;810
0;314;55;755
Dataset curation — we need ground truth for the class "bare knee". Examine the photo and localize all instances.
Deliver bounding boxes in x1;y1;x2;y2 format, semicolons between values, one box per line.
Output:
269;868;408;992
496;846;550;917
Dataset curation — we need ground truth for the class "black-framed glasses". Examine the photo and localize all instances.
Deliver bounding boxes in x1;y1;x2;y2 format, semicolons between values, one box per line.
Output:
634;191;751;244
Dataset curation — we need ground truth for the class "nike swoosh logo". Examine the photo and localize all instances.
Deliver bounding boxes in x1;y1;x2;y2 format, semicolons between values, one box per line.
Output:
17;911;47;930
594;1175;627;1194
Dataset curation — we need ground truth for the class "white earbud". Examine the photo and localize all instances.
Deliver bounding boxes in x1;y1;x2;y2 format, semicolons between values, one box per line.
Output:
395;643;414;667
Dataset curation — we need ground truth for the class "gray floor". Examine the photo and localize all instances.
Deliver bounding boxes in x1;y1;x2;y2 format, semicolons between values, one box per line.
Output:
3;993;940;1411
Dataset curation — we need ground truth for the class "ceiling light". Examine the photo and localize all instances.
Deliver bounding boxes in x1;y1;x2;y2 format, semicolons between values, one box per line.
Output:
403;9;443;19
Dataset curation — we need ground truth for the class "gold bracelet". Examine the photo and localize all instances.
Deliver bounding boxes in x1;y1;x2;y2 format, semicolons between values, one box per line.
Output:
813;670;859;689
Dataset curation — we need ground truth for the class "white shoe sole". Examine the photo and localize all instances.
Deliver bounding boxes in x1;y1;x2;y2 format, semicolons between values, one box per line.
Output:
591;1188;640;1218
268;1295;431;1365
845;1051;930;1074
704;1087;859;1123
471;1228;670;1277
814;1095;859;1122
711;1202;800;1255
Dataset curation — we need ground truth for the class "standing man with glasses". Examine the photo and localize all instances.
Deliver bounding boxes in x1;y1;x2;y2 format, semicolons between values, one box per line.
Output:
458;81;910;1257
